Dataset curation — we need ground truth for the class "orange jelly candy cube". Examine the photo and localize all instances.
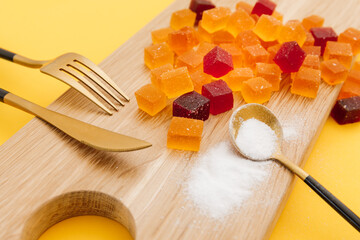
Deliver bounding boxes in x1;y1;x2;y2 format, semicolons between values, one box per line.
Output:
255;62;282;91
135;84;167;116
201;7;231;33
338;27;360;55
267;43;281;63
168;26;199;55
211;30;235;45
302;45;321;56
170;9;196;30
235;30;261;49
219;43;244;68
144;43;174;69
323;41;353;69
196;41;216;57
303;31;315;46
197;20;212;42
150;63;173;89
253;14;282;42
278;20;307;46
291;67;321;98
151;27;174;44
175;49;203;71
226;9;255;37
189;68;212;93
236;1;253;14
223;67;254;91
301;15;324;31
321;59;348;85
160;67;194;98
338;70;360;99
302;54;320;70
272;11;283;22
167;117;204;151
241;77;272;103
243;44;270;69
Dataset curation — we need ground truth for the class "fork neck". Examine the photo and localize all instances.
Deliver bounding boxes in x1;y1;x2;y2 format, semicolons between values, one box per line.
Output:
0;48;48;68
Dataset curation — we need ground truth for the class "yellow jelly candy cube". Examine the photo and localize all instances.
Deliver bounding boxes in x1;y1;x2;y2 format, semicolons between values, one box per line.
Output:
223;67;253;91
321;59;348;85
160;67;194;98
253;14;282;42
241;77;272;103
144;43;174;69
135;84;167;116
226;9;255;37
151;27;174;44
170;9;196;30
150;64;173;89
255;62;282;91
201;7;231;33
291;67;321;98
278;20;307;47
323;41;353;69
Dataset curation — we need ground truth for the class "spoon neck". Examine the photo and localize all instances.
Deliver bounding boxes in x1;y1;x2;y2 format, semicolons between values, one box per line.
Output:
272;153;309;180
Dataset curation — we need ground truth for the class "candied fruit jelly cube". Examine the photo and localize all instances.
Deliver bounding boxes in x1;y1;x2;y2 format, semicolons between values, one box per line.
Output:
251;0;276;17
173;91;210;120
196;41;216;57
267;44;281;63
168;26;199;55
151;27;174;44
236;1;253;14
323;41;353;69
203;46;234;78
197;20;212;42
160;67;194;98
302;45;321;56
241;77;272;104
303;31;315;46
189;0;216;22
272;11;283;22
235;30;261;49
211;30;235;45
302;15;324;31
338;27;360;55
226;9;255;37
273;41;306;73
144;43;174;69
321;59;348;85
278;20;307;46
331;96;360;125
255;62;282;91
175;49;203;71
135;84;167;116
223;67;254;91
310;27;338;56
151;64;173;89
338;70;360;99
302;54;320;70
243;44;269;69
167;117;204;151
170;9;196;30
202;80;233;115
201;7;231;33
291;67;321;98
219;43;244;68
190;68;212;93
253;15;282;42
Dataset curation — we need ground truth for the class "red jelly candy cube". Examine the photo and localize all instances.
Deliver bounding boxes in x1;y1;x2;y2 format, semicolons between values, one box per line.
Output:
203;46;234;78
251;0;276;17
173;91;210;121
310;27;338;56
273;41;306;73
202;80;233;115
189;0;216;22
331;96;360;124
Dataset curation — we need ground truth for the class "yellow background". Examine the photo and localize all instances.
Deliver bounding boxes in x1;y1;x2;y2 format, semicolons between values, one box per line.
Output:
1;0;359;239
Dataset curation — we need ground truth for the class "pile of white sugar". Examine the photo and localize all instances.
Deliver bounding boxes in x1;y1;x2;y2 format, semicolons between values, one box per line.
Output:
185;142;270;219
235;118;278;160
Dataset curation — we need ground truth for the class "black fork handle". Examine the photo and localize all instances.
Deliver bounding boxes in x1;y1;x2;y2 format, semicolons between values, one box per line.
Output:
0;48;16;62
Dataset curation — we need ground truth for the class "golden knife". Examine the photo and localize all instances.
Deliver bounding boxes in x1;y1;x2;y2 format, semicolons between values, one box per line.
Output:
0;88;151;152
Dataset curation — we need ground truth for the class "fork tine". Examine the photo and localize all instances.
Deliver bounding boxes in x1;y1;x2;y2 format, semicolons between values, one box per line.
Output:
61;67;119;111
46;69;113;115
68;63;125;106
74;57;130;101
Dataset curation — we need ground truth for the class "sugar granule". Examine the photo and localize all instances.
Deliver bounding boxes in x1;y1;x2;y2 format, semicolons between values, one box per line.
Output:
185;142;269;219
235;118;277;160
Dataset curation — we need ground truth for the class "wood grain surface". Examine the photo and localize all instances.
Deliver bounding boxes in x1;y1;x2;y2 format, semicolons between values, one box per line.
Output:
1;0;360;239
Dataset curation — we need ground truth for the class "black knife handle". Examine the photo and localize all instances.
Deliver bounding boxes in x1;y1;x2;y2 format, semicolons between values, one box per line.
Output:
304;175;360;231
0;88;9;102
0;48;16;62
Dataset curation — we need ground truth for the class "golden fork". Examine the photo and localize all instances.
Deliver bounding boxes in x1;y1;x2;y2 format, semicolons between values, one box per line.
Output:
0;48;130;115
0;88;151;151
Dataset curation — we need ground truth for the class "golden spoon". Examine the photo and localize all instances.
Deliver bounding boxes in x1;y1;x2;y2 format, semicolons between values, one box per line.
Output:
229;103;360;232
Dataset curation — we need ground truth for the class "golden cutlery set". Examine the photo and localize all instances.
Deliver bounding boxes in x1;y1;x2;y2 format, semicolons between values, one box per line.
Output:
0;48;151;151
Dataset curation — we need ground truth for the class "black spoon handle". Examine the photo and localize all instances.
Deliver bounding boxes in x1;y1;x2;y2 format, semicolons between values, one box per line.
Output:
304;175;360;231
0;48;16;62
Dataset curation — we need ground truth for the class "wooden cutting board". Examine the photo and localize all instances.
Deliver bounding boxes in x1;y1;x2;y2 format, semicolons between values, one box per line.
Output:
1;0;359;239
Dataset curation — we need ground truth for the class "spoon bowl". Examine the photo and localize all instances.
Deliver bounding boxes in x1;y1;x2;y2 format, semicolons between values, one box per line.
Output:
228;103;360;231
